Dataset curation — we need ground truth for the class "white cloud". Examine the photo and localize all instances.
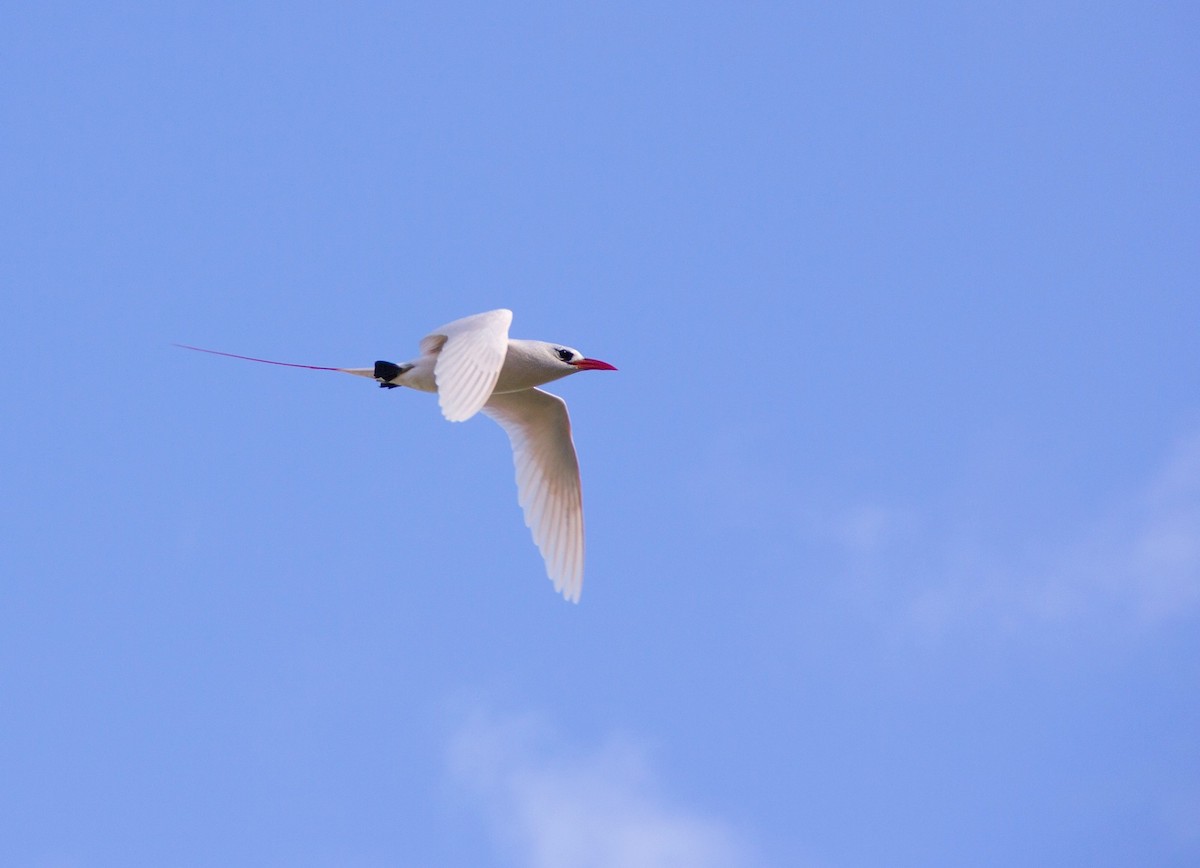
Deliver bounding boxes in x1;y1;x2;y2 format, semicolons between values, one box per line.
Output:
1125;432;1200;620
684;418;1200;640
894;431;1200;636
1022;431;1200;625
447;710;758;868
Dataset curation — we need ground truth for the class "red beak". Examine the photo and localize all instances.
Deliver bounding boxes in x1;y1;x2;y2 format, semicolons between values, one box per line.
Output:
570;358;618;372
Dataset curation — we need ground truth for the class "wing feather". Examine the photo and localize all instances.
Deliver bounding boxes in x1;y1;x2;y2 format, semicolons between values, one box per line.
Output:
422;309;512;422
483;388;585;602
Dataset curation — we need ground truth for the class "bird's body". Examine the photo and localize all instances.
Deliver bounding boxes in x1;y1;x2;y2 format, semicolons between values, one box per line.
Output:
377;338;587;395
177;309;615;602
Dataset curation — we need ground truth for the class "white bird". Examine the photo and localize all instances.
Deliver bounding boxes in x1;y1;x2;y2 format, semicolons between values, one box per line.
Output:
177;309;616;602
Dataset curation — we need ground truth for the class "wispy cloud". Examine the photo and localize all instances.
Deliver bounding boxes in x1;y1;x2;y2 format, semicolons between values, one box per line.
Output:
446;710;758;868
895;431;1200;637
1125;431;1200;620
685;420;1200;642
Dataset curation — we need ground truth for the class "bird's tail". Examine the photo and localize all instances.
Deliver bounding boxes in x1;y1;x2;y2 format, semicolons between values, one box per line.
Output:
372;360;410;389
174;343;376;379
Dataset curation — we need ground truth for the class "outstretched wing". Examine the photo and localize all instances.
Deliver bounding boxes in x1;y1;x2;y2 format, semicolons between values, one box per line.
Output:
483;388;585;602
421;309;513;422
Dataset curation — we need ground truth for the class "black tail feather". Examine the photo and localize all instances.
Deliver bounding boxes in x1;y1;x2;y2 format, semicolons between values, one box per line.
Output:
374;360;403;380
374;360;408;389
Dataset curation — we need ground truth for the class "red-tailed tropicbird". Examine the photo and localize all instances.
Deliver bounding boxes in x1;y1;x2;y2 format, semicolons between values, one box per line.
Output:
178;309;616;602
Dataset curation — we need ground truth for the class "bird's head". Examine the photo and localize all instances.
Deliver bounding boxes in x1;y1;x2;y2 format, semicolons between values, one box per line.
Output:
550;344;618;373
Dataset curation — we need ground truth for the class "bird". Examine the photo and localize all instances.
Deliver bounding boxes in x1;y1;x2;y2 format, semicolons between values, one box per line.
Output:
176;309;616;602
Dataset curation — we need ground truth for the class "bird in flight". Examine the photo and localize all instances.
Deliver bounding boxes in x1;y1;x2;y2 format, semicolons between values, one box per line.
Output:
177;309;616;602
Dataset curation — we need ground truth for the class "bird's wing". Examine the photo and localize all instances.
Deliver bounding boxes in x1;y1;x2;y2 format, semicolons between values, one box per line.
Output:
483;388;584;602
421;309;513;422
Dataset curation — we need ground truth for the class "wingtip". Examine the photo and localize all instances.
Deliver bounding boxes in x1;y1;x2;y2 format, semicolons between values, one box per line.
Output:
558;577;583;604
439;404;481;423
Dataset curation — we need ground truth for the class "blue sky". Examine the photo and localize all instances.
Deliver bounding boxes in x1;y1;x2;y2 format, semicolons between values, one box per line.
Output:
3;3;1198;866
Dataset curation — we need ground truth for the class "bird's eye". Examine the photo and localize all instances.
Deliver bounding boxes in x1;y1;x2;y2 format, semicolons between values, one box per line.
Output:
556;348;574;362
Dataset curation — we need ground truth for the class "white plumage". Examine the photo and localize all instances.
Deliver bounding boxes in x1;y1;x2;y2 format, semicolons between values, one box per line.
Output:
483;389;584;601
425;309;512;422
177;309;616;602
